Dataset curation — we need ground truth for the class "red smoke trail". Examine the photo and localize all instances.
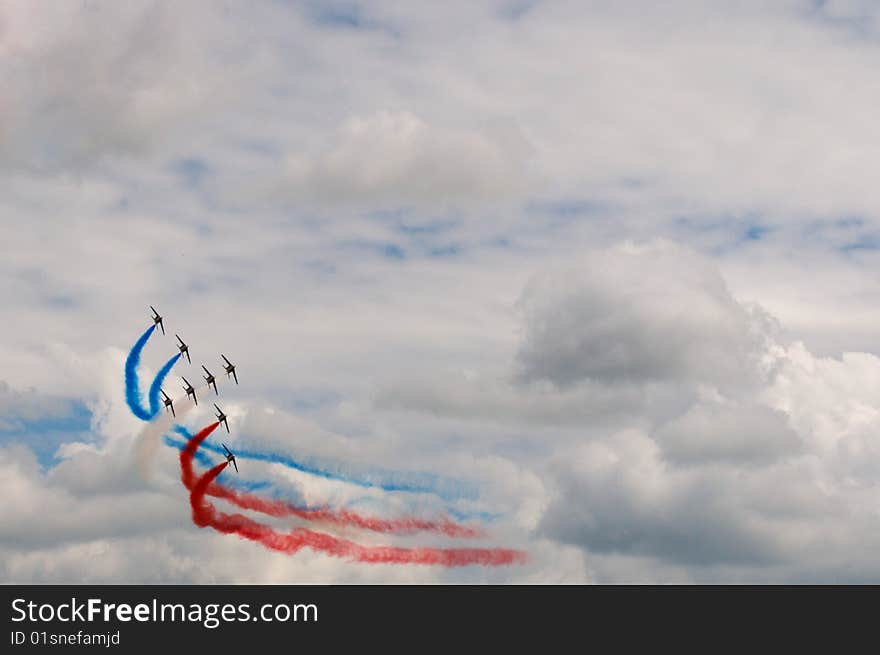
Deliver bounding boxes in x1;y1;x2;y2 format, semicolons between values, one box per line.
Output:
179;424;481;538
207;487;481;538
182;425;526;566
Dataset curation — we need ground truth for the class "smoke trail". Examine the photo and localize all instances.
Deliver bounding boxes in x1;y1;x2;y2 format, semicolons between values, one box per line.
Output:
124;324;156;421
184;429;526;566
166;434;305;496
167;433;491;525
148;353;182;418
125;326;473;501
174;427;481;537
343;495;502;525
134;387;202;480
181;422;221;489
172;425;475;501
167;435;301;495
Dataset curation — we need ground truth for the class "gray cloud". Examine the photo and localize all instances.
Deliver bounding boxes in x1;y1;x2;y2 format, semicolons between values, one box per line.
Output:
0;0;221;172
655;400;802;465
515;241;770;390
374;242;880;580
539;433;786;567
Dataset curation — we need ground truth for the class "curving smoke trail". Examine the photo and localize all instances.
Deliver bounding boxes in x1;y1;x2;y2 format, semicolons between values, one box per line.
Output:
123;328;504;542
164;433;495;527
183;424;526;566
134;387;203;479
175;426;481;538
123;326;470;501
166;434;317;498
148;353;182;418
172;425;475;501
125;325;157;421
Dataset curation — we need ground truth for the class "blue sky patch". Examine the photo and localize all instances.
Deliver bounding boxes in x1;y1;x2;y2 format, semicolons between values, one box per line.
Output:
840;235;880;253
303;1;400;36
743;225;769;241
395;218;458;236
526;198;605;222
427;243;461;258
172;158;210;187
382;243;406;260
0;400;93;469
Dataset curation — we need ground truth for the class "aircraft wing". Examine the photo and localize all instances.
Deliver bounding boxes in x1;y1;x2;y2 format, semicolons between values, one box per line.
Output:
221;355;231;365
222;443;232;456
231;457;238;473
232;370;238;385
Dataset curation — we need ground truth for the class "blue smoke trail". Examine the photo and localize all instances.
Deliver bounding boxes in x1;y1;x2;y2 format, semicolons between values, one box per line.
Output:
171;425;476;501
165;434;312;501
148;353;182;418
125;324;156;421
165;433;495;520
447;507;501;524
165;435;215;467
343;492;501;524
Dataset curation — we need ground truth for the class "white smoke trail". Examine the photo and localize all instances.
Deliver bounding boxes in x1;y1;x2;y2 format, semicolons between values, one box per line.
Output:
134;382;210;479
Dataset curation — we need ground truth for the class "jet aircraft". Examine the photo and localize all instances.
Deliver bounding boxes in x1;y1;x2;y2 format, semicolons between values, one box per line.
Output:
221;354;238;384
160;389;175;417
221;443;238;473
150;306;165;335
214;403;229;433
181;376;197;406
202;365;218;395
176;335;191;364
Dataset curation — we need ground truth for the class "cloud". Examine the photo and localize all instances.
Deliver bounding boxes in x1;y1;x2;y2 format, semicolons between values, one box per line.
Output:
529;247;880;578
281;111;531;207
0;0;218;172
377;242;880;580
515;241;772;390
655;399;802;465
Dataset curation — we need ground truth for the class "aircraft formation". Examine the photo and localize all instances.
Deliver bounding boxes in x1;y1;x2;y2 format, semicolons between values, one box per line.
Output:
128;310;526;566
150;305;239;466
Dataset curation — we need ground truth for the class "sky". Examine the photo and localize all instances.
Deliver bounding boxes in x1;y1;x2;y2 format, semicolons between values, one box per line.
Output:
3;0;880;582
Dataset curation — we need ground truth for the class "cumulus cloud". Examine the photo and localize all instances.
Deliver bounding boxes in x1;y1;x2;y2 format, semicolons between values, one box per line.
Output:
377;242;880;580
515;241;774;390
532;249;880;579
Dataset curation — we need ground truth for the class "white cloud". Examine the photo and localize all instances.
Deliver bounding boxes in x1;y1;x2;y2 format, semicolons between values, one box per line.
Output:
378;242;880;580
0;0;220;172
280;111;531;207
